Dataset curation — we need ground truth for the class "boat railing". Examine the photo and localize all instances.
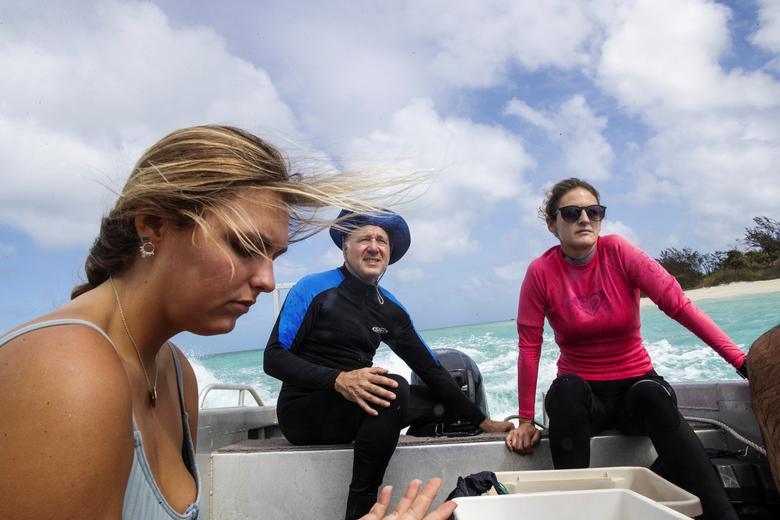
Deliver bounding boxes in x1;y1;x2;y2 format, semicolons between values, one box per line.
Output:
199;383;265;409
272;282;295;320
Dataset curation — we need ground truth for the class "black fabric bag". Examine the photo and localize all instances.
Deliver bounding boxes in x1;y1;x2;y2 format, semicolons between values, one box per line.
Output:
445;471;505;500
445;471;508;519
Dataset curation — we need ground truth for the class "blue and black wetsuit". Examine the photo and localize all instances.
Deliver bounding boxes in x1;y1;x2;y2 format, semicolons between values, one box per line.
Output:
264;266;485;519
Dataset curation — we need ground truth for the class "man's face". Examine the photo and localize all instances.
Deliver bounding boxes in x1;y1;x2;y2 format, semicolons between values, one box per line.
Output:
342;225;390;284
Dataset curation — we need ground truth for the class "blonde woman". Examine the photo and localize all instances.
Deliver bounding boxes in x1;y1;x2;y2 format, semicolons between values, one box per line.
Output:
0;126;453;520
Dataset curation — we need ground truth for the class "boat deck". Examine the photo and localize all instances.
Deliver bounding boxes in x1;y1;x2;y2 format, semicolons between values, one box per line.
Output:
195;380;760;519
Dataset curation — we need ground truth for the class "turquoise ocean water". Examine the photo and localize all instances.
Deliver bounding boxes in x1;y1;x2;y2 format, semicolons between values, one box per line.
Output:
191;292;780;422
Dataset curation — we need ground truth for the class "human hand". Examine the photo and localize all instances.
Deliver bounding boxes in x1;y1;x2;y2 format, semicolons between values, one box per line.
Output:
505;422;541;455
335;367;398;416
360;478;457;520
479;418;515;433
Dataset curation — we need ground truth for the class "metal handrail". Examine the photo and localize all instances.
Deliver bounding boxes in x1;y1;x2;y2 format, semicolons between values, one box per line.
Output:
199;383;265;409
272;282;295;320
503;414;546;430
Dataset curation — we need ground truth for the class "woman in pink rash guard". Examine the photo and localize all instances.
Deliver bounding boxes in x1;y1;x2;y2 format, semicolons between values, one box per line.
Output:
504;178;747;520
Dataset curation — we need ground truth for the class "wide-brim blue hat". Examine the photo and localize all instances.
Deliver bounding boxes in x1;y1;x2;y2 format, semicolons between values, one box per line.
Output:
329;209;411;264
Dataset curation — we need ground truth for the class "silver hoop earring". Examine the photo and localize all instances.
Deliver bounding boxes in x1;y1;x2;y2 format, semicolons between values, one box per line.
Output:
139;236;156;258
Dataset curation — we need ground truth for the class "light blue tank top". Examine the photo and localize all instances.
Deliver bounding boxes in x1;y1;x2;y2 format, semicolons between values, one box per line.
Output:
0;319;201;519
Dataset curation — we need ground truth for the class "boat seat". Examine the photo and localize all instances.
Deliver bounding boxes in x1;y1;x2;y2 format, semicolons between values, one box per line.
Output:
217;431;523;454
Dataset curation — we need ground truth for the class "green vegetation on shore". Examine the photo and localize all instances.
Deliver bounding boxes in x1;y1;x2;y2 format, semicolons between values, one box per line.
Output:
656;217;780;290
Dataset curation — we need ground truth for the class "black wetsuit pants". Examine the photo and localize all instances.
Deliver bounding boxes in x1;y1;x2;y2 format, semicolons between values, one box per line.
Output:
545;372;737;520
277;374;442;520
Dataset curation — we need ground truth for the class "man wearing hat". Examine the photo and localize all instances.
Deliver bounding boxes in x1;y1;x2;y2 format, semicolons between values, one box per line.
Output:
264;209;513;520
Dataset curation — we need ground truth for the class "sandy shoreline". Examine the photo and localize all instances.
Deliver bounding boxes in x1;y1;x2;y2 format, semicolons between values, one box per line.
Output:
640;278;780;308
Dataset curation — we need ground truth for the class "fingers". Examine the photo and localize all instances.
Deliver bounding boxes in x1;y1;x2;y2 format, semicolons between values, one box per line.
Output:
367;366;397;384
337;368;400;412
365;478;451;520
361;486;393;519
366;367;398;388
505;430;521;452
363;382;397;402
405;478;442;519
392;479;422;516
505;429;537;455
355;395;379;416
355;383;395;411
424;500;457;520
504;430;515;450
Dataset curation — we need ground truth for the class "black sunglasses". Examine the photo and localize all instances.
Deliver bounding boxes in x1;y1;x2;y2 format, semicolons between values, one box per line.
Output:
555;204;607;223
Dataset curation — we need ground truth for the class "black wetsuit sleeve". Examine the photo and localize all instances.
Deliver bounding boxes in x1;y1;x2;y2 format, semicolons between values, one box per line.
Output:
386;312;486;425
263;290;341;391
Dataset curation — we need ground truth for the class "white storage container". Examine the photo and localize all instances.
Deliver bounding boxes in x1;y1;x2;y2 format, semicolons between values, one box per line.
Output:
453;488;692;520
491;466;701;517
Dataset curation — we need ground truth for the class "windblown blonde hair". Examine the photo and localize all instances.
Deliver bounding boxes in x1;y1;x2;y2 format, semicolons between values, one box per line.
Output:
72;125;408;298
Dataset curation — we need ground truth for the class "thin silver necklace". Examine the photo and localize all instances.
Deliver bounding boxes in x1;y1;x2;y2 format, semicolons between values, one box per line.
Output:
109;276;158;407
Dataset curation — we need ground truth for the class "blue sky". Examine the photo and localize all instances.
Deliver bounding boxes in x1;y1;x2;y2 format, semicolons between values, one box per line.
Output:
1;0;779;355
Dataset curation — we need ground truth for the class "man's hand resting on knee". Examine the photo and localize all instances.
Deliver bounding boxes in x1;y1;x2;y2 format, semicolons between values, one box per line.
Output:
335;367;399;416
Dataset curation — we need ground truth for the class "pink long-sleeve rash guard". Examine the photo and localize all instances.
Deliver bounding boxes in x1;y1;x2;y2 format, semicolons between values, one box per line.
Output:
516;234;746;419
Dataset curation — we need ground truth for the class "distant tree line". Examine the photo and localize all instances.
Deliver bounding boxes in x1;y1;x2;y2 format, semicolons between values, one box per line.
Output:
656;217;780;289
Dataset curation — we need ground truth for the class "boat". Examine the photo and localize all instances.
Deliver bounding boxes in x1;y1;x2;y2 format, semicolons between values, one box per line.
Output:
190;285;778;518
193;377;777;519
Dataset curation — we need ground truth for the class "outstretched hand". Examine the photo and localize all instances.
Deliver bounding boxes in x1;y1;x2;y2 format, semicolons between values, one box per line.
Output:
505;422;541;455
335;367;399;416
360;478;457;520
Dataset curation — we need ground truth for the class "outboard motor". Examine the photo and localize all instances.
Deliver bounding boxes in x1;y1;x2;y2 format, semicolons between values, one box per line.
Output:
407;348;490;437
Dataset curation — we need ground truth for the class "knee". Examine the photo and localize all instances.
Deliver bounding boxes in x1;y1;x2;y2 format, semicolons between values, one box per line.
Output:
384;374;409;414
546;374;591;418
626;380;679;431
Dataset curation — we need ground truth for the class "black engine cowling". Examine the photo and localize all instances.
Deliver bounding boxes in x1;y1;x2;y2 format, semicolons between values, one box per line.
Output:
407;347;490;437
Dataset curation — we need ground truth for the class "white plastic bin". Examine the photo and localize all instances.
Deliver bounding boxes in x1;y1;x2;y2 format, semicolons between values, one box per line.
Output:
491;466;701;517
453;488;692;520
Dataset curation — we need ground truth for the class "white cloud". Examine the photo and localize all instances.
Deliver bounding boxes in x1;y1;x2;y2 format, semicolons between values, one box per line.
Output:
346;98;536;262
248;0;606;140
595;0;780;248
557;96;614;181
626;171;677;205
505;95;613;181
598;0;780;117
493;261;528;282
751;0;780;56
602;221;640;246
0;0;298;247
459;276;487;292
641;117;780;242
406;211;480;262
395;267;425;283
317;248;345;269
504;100;554;131
416;1;598;87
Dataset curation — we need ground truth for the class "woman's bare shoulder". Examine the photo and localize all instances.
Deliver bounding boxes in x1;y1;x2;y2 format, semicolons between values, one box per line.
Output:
0;320;134;517
0;319;132;422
